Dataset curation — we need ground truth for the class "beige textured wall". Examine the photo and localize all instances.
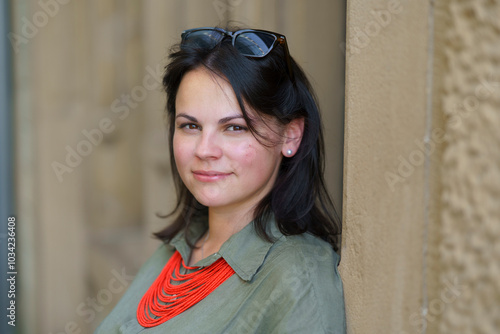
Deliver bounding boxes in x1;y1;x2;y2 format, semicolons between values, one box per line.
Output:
432;0;500;332
342;0;500;333
341;0;430;332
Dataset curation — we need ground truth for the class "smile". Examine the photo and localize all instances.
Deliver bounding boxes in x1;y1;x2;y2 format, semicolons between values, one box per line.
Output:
192;170;232;182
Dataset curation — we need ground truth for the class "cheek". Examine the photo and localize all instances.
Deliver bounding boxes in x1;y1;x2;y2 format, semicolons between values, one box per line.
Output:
229;142;275;172
244;144;257;163
221;141;255;173
173;135;191;169
231;142;257;167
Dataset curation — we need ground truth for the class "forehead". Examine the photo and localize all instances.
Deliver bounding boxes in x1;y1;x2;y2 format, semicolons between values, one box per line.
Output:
175;68;240;114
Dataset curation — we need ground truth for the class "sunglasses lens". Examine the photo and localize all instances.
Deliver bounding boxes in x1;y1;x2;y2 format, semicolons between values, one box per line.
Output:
234;32;277;57
182;30;224;49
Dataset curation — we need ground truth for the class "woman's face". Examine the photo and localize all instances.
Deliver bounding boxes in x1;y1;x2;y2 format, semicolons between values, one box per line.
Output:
173;67;284;214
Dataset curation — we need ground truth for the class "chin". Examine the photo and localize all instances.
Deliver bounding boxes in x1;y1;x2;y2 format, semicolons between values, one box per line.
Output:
192;193;238;209
188;185;231;206
194;196;224;207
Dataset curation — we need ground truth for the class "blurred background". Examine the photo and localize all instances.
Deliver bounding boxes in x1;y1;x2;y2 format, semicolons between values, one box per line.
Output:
1;1;346;333
2;0;500;334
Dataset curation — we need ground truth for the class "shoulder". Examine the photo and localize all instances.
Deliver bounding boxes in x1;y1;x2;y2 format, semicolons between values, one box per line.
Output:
256;233;346;333
266;232;341;277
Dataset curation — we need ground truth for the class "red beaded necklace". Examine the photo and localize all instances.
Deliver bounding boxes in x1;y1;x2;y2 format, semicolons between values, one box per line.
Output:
137;250;235;327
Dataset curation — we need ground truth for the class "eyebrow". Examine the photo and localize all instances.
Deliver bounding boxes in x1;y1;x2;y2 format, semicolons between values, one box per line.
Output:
175;113;245;124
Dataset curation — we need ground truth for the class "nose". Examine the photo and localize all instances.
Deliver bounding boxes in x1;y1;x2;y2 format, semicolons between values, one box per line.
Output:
194;130;223;160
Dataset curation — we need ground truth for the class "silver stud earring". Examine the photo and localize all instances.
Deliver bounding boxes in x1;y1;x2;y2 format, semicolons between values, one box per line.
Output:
286;149;292;156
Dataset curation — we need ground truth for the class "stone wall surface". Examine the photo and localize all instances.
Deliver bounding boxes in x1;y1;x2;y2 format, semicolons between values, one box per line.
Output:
342;0;430;332
343;0;500;333
434;0;500;333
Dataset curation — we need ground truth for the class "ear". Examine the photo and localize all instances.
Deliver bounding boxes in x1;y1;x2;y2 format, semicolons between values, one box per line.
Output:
282;117;305;157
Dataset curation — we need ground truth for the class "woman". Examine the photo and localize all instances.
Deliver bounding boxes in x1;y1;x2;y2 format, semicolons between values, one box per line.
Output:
96;27;346;333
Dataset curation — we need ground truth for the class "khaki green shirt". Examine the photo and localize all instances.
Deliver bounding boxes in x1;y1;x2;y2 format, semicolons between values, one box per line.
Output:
95;217;346;333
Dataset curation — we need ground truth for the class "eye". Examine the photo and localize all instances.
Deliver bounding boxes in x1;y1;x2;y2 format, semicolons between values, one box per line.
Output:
178;123;200;131
226;124;247;132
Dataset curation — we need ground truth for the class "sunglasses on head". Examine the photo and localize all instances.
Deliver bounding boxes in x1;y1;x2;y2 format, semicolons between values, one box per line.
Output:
181;27;294;82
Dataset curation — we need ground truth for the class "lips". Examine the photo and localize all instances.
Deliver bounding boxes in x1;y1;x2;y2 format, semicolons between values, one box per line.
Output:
192;170;232;182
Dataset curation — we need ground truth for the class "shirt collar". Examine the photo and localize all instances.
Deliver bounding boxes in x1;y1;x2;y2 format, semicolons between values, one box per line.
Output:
169;215;284;282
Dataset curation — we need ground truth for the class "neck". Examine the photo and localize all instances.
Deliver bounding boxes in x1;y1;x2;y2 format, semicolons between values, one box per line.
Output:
201;206;255;254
